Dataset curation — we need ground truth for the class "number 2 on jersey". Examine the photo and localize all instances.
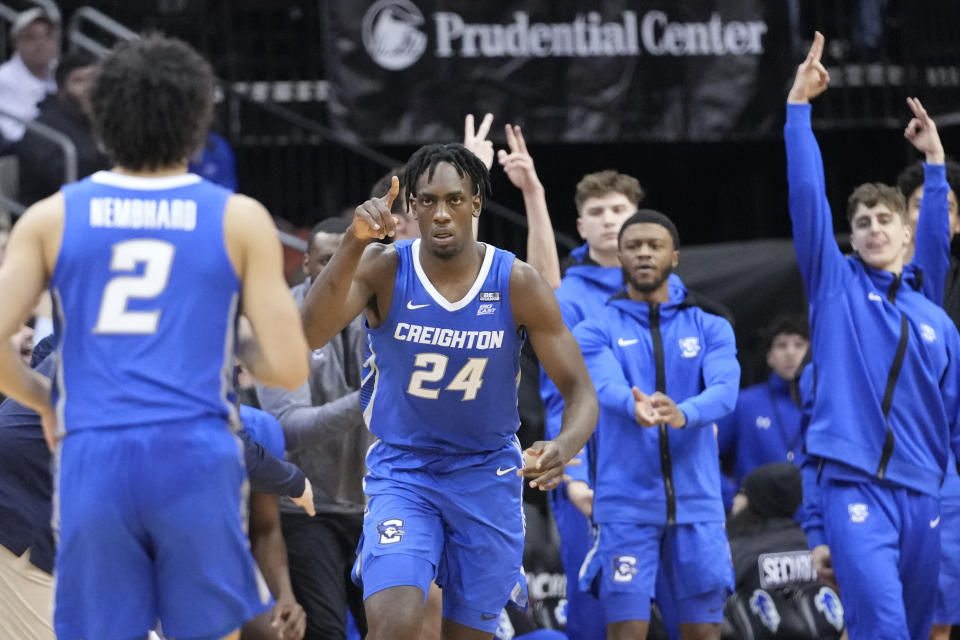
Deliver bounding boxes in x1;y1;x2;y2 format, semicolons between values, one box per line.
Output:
407;353;488;401
94;239;175;334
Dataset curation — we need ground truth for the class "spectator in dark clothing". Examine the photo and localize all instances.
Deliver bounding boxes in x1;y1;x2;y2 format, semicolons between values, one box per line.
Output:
723;463;844;639
16;51;109;205
728;463;810;593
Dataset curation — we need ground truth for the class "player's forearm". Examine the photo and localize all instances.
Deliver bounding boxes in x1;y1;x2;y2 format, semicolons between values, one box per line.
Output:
0;344;52;415
912;163;950;304
249;503;295;600
555;383;599;462
302;232;368;348
522;184;562;290
785;103;841;290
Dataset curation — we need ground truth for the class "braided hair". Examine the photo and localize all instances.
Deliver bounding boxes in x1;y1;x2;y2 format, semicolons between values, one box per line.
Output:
402;143;491;209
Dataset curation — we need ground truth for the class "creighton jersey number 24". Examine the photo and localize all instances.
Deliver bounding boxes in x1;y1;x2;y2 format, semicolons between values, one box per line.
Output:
361;239;524;453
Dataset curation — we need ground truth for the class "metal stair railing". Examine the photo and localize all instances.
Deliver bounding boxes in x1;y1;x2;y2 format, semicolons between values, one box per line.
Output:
63;5;578;253
0;106;77;216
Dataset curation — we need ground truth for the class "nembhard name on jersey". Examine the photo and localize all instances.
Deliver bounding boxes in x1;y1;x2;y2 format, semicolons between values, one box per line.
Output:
89;197;198;231
394;322;504;350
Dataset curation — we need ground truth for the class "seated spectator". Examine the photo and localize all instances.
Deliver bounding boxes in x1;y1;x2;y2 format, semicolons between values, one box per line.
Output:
17;51;108;205
717;315;808;509
0;8;59;147
722;463;844;640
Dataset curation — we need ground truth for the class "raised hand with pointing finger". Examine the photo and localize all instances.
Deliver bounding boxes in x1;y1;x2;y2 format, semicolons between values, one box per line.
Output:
787;31;830;104
904;96;945;165
352;175;400;241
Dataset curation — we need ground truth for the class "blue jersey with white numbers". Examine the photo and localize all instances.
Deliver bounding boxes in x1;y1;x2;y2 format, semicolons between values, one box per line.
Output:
361;239;523;454
50;171;240;434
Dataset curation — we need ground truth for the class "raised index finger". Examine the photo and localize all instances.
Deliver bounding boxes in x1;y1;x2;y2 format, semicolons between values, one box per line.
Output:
464;113;475;141
380;175;400;209
808;31;825;64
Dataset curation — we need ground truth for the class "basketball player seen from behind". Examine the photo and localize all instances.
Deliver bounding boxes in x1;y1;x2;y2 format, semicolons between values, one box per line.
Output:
0;35;308;640
301;143;598;640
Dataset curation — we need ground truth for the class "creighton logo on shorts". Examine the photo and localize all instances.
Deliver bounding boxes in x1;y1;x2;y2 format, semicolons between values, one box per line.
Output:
749;589;781;633
377;518;406;544
678;337;701;358
921;323;937;343
847;503;869;523
814;586;844;632
612;555;638;582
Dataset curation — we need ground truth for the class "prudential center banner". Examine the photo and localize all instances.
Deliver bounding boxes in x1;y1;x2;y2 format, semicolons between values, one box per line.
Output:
322;0;794;144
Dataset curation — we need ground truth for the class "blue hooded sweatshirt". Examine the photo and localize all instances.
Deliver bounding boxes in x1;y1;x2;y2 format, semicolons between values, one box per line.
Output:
573;275;740;525
785;104;960;511
539;243;624;485
717;372;805;506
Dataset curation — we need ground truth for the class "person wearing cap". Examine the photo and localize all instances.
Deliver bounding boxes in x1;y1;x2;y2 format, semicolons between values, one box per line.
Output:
0;7;59;145
574;210;740;640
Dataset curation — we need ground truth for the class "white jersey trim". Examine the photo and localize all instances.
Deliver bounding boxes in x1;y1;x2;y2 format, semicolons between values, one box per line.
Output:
90;170;203;190
411;239;495;312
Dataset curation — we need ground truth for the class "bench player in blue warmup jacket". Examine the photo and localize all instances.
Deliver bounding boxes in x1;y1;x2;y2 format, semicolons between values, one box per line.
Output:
538;170;643;640
892;100;960;640
575;211;740;640
301;143;598;640
0;35;309;640
786;33;960;640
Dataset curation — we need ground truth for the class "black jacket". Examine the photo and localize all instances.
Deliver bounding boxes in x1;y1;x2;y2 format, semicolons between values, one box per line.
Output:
16;95;109;206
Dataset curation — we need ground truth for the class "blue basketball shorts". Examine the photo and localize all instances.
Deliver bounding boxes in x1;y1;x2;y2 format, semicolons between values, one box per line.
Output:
821;480;940;640
579;521;732;624
53;422;271;640
550;489;605;640
933;503;960;625
352;439;527;633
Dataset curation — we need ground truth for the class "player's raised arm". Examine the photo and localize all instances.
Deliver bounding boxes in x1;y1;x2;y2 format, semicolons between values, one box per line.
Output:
904;96;951;303
784;32;846;296
0;196;60;447
225;194;309;390
498;123;561;289
302;177;399;348
511;260;598;490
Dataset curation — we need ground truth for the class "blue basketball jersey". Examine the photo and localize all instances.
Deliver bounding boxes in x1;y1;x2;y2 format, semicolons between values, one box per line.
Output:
50;171;240;434
361;239;523;453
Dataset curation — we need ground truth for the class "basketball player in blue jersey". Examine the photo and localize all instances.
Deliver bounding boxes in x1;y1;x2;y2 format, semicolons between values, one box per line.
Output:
0;35;309;640
301;143;598;640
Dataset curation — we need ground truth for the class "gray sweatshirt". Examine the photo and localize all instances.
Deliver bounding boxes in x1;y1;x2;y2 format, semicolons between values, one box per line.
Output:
256;279;373;515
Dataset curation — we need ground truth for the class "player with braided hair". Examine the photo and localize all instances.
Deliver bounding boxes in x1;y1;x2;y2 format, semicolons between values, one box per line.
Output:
302;142;597;640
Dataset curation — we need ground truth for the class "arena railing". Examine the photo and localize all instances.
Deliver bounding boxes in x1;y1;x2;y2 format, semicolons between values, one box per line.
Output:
0;106;77;216
64;5;579;255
